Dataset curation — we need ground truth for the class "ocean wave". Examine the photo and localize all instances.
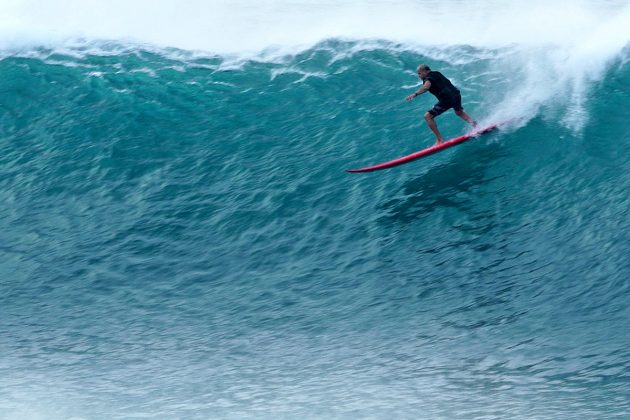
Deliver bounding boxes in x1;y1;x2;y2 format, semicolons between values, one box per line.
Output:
1;20;629;418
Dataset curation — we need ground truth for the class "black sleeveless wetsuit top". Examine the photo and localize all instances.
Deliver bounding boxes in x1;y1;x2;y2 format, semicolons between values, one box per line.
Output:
425;71;460;102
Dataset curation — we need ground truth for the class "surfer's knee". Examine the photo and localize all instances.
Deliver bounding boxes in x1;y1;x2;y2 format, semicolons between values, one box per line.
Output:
424;112;434;122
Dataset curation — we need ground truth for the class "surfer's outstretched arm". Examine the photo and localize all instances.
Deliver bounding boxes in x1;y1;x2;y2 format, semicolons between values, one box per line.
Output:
406;81;431;101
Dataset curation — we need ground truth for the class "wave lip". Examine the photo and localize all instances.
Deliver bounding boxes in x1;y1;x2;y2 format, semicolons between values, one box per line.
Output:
2;0;630;54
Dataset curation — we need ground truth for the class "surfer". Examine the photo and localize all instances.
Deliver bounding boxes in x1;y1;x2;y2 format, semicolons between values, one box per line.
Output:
405;64;477;145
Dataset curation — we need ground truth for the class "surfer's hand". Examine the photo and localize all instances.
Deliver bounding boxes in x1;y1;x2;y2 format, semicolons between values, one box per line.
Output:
406;93;415;101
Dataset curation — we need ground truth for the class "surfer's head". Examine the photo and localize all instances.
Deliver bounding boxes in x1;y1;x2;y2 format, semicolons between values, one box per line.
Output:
417;64;431;80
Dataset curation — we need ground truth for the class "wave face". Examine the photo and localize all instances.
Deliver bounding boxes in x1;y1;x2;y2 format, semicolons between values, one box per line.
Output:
1;1;630;419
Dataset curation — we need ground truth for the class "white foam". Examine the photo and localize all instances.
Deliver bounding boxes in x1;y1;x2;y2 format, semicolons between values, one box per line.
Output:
485;2;630;132
0;0;628;54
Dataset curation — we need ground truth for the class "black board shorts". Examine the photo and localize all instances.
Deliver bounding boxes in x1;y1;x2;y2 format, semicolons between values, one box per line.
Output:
428;92;463;117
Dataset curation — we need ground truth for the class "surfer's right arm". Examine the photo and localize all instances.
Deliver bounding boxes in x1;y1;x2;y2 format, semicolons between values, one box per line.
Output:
406;80;431;101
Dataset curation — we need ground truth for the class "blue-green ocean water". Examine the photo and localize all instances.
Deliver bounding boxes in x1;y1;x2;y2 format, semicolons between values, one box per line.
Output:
1;38;629;419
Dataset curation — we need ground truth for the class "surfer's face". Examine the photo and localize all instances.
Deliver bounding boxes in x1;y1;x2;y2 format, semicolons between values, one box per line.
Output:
417;68;428;80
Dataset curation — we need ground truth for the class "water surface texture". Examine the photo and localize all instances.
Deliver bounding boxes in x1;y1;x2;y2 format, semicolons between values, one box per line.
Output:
1;1;629;419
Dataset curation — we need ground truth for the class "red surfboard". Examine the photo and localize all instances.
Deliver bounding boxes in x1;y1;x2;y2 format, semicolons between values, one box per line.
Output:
346;123;499;173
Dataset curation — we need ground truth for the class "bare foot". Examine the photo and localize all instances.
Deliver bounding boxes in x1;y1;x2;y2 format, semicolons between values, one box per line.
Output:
434;139;445;146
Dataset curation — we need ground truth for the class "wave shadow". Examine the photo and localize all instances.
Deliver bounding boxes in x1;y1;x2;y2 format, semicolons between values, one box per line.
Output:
379;141;509;225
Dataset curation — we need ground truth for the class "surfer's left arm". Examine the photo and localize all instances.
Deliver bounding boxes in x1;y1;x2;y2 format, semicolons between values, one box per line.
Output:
406;80;431;101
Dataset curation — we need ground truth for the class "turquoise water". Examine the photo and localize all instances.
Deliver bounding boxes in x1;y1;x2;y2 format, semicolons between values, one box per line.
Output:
1;19;629;420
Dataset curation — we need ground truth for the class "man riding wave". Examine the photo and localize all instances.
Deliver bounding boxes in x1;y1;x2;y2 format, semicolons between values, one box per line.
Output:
406;64;477;145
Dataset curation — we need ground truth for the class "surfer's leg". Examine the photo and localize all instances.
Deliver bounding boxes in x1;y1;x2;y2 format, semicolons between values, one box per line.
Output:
455;109;477;127
424;112;444;144
453;94;477;127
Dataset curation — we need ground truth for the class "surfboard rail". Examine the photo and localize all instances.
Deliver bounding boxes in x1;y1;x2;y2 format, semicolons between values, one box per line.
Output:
346;123;499;173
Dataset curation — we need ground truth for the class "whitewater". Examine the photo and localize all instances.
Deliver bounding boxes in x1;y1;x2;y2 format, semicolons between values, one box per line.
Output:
1;1;629;419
